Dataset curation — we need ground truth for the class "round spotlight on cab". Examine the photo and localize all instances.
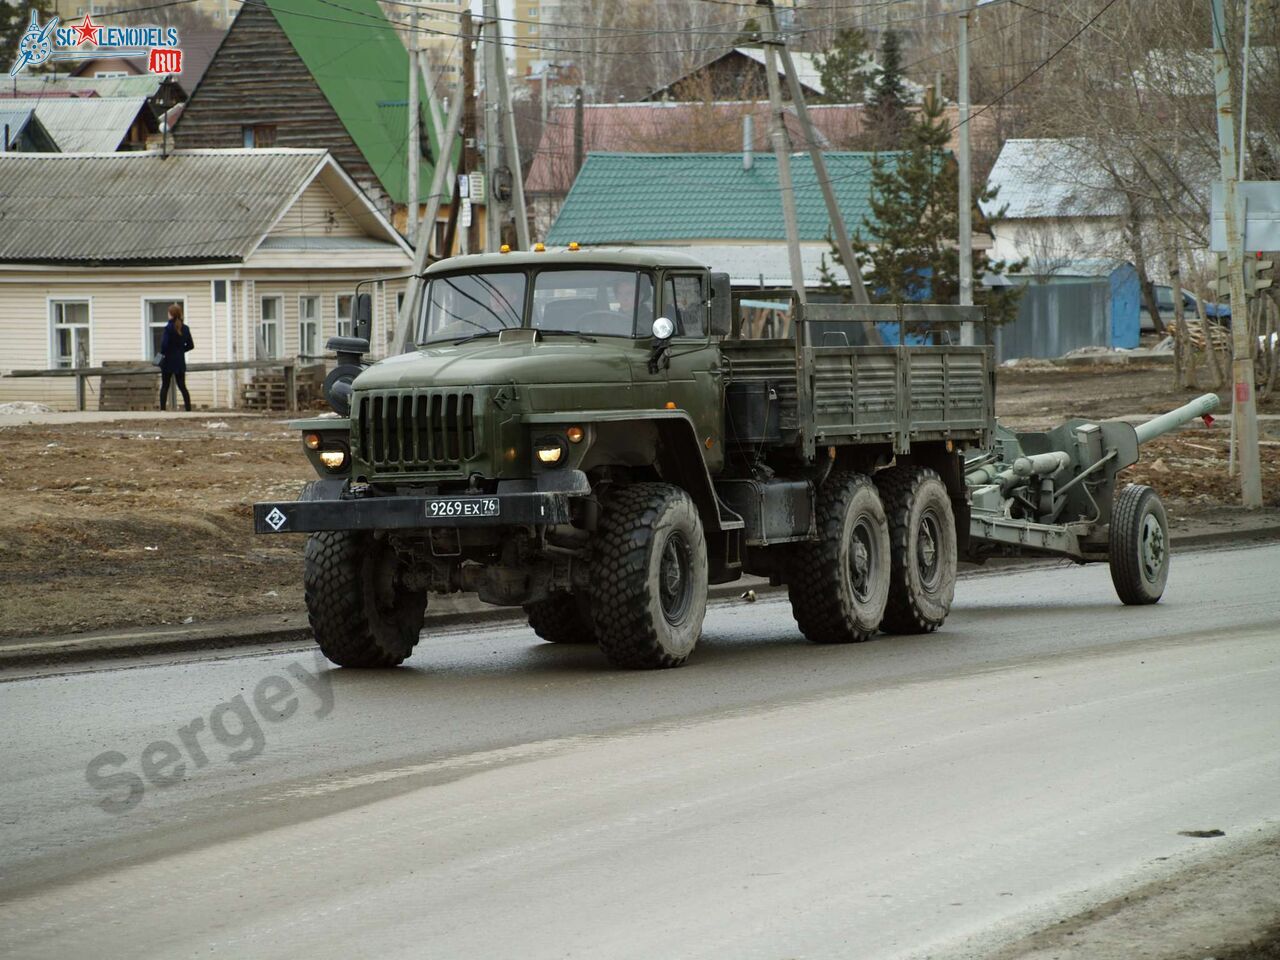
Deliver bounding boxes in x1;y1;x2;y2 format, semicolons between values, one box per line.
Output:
319;449;347;471
304;432;322;450
566;425;584;444
534;435;568;466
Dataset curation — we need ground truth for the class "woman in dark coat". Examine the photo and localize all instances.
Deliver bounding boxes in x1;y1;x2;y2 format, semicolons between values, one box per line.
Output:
159;303;195;411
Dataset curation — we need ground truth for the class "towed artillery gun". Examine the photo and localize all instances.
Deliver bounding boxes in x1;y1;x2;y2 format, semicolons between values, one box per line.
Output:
255;248;1216;669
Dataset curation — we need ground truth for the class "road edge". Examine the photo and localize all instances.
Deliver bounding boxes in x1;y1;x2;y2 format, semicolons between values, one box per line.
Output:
3;522;1278;671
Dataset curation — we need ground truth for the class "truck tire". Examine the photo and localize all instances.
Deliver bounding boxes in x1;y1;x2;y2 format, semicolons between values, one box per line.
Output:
875;466;957;634
523;592;597;644
1109;484;1169;605
787;472;891;644
303;531;426;667
590;483;708;669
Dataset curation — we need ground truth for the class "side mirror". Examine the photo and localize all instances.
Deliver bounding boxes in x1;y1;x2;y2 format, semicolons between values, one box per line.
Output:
652;316;675;340
354;293;373;341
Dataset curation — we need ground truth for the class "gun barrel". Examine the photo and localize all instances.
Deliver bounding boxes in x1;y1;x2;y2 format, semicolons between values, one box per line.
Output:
1133;393;1219;445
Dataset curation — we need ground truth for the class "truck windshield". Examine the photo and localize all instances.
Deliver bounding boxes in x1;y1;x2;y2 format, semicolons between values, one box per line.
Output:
419;272;527;343
419;269;655;343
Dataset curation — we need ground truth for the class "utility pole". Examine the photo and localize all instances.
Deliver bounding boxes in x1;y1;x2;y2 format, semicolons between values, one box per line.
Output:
493;15;530;248
573;86;584;179
773;44;868;303
394;74;466;355
461;10;479;255
957;7;974;345
406;2;420;247
762;39;806;306
482;0;502;252
1210;0;1262;507
759;0;867;304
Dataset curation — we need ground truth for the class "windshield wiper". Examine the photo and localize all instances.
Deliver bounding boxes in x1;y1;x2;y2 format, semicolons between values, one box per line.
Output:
537;329;598;343
449;329;504;346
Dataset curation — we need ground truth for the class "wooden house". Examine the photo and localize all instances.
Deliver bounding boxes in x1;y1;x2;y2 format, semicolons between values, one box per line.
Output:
0;149;413;411
174;0;445;233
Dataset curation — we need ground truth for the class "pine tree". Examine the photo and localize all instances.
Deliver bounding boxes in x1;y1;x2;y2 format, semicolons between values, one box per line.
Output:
814;28;869;104
822;92;1023;331
859;30;911;150
736;17;762;45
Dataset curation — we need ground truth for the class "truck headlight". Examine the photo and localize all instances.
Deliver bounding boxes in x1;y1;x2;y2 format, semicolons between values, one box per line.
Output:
319;450;347;471
535;436;567;466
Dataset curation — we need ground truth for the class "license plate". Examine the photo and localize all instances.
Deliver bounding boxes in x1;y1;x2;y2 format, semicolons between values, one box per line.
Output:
425;497;500;519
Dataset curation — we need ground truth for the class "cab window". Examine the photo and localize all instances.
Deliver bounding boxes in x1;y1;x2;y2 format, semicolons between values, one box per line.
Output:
532;269;653;337
664;274;707;337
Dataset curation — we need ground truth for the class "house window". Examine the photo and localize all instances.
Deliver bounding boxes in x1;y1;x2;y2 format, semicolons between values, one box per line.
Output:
241;124;277;148
213;280;227;303
143;298;181;358
299;295;320;357
336;294;353;337
258;296;282;359
51;300;91;368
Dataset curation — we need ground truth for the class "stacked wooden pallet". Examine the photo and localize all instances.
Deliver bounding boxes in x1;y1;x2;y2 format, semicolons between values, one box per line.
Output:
238;365;325;412
1169;321;1231;353
296;364;326;409
240;372;291;411
98;360;159;412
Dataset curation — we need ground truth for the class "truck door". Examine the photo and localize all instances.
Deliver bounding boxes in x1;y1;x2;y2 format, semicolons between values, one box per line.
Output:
660;272;724;472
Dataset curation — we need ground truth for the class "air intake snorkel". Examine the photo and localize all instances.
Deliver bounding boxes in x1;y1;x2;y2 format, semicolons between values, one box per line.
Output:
323;291;373;417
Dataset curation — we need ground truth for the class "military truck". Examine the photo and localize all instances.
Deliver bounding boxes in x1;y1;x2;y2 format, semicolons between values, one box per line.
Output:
255;247;1196;669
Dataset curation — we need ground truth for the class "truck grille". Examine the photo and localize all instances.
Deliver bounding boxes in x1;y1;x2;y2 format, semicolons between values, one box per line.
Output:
354;389;480;474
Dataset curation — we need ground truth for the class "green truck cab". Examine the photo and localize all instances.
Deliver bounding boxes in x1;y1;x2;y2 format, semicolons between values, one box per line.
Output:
256;247;995;669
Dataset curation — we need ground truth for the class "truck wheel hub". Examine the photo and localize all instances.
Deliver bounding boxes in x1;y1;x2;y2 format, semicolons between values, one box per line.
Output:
917;511;941;589
1140;514;1165;581
660;532;694;625
849;519;875;602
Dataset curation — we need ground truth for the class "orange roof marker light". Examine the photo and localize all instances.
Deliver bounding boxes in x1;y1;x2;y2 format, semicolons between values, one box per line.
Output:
499;244;511;254
568;242;580;251
664;401;677;410
533;242;546;252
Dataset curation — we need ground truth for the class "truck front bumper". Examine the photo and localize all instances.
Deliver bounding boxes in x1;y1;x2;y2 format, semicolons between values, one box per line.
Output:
254;484;586;535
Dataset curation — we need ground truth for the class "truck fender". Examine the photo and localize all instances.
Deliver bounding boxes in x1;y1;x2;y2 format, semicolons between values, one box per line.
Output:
652;415;738;535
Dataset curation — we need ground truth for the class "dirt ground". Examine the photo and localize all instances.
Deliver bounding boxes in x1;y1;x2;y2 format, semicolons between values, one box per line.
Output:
1;359;1277;640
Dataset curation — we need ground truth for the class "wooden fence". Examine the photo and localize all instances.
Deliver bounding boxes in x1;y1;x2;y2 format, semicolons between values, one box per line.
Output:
4;360;300;412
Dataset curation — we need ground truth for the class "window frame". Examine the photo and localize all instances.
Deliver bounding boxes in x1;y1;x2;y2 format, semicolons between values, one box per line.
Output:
140;294;187;360
336;293;354;338
298;294;321;358
258;295;284;359
48;297;92;369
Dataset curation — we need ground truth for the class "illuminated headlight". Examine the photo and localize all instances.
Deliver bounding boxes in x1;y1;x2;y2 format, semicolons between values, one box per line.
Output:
534;436;567;466
319;450;347;470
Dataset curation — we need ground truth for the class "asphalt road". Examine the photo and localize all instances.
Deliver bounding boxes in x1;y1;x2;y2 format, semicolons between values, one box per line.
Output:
1;543;1278;959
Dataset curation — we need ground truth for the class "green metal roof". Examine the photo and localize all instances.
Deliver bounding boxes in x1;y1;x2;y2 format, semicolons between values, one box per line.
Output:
265;0;441;205
546;151;905;245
